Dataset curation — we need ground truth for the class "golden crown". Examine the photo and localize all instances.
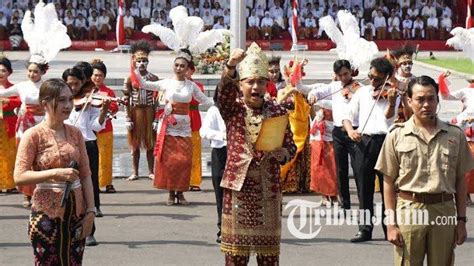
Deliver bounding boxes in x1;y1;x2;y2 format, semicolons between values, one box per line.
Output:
239;42;269;80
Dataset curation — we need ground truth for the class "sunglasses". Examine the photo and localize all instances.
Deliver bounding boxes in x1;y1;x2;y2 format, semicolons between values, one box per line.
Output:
368;73;385;82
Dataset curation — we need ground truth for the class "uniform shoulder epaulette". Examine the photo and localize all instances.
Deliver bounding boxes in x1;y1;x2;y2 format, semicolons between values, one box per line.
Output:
388;122;405;133
447;123;462;130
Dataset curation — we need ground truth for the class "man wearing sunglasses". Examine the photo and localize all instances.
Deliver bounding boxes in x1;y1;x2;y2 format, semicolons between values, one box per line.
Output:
123;40;160;182
342;57;399;242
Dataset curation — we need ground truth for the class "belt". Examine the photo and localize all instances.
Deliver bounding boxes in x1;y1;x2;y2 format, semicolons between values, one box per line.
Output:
36;180;81;190
1;110;15;117
398;191;454;204
171;102;190;115
190;105;199;111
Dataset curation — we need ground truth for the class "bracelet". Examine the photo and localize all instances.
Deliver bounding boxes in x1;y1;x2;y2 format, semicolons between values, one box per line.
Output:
457;216;467;223
86;207;97;216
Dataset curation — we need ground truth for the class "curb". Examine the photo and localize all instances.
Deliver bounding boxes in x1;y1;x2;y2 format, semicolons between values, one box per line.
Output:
414;60;474;80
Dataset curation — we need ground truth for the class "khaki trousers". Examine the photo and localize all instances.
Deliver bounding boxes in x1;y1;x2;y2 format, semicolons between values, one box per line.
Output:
395;197;456;266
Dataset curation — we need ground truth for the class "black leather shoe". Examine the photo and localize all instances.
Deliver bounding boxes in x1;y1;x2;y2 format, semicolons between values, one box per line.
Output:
350;231;372;243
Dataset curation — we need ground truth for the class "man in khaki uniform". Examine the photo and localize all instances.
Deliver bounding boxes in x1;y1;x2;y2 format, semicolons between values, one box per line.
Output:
375;76;473;265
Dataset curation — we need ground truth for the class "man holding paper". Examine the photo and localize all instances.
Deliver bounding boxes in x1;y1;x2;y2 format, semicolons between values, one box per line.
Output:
216;42;296;265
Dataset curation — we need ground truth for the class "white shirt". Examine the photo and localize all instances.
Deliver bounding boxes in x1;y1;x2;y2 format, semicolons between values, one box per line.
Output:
261;17;274;27
364;0;376;9
98;15;110;29
200;106;227;148
374;16;387;28
441;17;452;30
211;8;223;18
66;107;105;141
399;0;410;8
421;6;437;17
203;14;214;26
0;80;44;137
442;7;452;18
297;81;360;127
310;100;334;142
427;17;438;28
407;8;419;18
64;17;75;26
0;17;7;27
305;18;316;28
141;79;213;137
124;15;134;28
248;16;260;27
141;6;151;18
77;9;88;18
388;16;400;31
342;85;400;135
213;23;226;30
130;7;140;17
75;18;88;28
402;19;413;29
88;16;99;28
413;20;424;30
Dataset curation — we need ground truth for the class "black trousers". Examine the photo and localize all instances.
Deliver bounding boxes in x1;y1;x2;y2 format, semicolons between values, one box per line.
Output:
353;134;386;236
211;146;227;236
85;140;100;236
332;126;358;210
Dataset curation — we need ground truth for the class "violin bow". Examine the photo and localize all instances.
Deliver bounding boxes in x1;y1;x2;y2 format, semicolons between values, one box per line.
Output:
359;75;391;135
314;78;369;103
73;88;96;126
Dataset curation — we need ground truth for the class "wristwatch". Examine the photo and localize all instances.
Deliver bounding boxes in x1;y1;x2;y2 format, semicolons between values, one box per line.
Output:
457;216;467;223
86;207;97;216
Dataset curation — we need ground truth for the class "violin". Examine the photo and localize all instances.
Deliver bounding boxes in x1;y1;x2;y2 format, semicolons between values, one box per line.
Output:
73;91;126;110
341;81;361;100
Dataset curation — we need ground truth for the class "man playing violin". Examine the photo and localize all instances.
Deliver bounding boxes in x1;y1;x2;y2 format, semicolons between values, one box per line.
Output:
296;59;362;213
123;41;159;181
342;57;399;243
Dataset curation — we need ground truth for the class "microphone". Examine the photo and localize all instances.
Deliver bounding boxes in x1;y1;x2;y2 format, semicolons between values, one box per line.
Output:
61;161;78;207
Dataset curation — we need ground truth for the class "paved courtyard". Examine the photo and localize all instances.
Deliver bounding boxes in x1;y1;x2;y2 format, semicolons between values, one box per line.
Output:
0;50;473;265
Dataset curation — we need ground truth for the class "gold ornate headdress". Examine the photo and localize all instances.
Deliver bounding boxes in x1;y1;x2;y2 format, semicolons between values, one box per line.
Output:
239;42;269;80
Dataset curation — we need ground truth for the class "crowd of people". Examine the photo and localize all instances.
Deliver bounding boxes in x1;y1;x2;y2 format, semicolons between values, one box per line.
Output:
0;0;458;45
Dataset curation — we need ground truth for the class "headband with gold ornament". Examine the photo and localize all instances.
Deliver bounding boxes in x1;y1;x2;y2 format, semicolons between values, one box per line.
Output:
397;54;413;64
133;50;149;60
239;42;269;80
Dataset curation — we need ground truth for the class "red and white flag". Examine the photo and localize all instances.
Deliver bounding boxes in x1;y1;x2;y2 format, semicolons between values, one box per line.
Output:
116;0;125;46
467;0;473;28
291;0;299;46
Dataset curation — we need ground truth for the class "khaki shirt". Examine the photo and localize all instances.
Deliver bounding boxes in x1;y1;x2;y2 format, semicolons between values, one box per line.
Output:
375;117;474;193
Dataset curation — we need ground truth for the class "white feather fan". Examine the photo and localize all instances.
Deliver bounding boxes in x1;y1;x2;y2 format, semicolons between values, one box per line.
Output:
21;1;71;64
446;27;474;62
141;5;230;55
319;10;379;69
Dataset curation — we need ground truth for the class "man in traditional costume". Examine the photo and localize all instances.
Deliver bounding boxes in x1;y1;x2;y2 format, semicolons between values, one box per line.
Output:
392;43;416;122
217;43;296;265
123;40;159;181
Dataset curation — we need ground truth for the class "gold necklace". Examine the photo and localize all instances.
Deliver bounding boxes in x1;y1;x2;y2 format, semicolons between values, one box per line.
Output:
244;105;263;144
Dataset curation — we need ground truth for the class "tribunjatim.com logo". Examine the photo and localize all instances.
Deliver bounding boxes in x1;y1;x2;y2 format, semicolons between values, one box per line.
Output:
285;199;457;239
